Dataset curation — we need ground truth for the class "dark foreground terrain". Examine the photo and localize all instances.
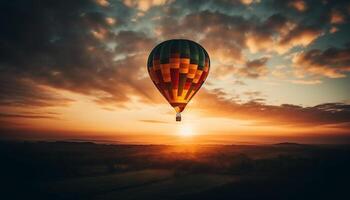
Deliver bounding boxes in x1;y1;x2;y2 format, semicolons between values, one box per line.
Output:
1;141;349;200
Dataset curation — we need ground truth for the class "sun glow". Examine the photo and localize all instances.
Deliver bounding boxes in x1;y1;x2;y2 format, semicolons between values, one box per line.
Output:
178;124;195;137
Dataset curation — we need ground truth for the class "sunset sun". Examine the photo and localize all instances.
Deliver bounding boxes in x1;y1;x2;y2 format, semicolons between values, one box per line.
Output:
178;124;195;137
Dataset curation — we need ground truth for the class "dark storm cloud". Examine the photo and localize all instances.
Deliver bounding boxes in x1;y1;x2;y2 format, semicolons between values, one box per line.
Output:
293;44;350;78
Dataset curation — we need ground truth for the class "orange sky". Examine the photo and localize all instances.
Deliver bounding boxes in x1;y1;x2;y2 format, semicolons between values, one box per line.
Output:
1;87;349;144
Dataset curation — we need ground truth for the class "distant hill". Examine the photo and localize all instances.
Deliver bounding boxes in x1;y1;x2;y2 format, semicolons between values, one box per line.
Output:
61;139;123;144
274;142;303;146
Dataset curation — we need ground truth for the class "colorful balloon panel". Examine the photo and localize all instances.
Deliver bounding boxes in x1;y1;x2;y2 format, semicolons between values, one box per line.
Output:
147;39;210;114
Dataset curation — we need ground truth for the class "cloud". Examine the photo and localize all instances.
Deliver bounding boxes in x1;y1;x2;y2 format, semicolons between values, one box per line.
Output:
157;10;251;65
243;91;262;98
0;76;73;107
246;26;282;54
250;25;322;54
209;56;269;79
193;89;350;127
330;9;346;24
114;31;155;55
0;113;59;119
139;119;169;124
154;9;329;87
288;0;307;12
238;57;269;78
0;0;160;108
271;65;290;79
245;13;322;54
276;25;323;53
105;17;116;25
168;0;261;13
240;0;252;5
242;91;265;102
155;11;313;79
122;0;173;11
329;26;339;33
90;27;109;40
292;45;350;78
95;0;110;7
233;80;246;86
289;79;322;85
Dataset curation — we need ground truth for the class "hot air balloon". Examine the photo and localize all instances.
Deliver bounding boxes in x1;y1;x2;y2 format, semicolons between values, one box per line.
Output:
147;39;210;121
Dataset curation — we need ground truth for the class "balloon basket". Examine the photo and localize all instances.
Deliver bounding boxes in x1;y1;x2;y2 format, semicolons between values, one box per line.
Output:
176;113;181;122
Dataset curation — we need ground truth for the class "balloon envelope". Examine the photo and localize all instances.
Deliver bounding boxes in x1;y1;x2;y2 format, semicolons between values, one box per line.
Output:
147;39;210;121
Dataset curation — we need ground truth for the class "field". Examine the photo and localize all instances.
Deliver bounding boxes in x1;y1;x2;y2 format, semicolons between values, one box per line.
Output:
1;141;349;199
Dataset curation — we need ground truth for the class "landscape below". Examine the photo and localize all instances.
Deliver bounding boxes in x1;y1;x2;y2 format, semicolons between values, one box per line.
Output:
1;141;349;200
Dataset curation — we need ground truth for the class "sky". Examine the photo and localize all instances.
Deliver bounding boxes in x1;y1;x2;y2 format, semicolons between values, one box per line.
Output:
0;0;350;144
